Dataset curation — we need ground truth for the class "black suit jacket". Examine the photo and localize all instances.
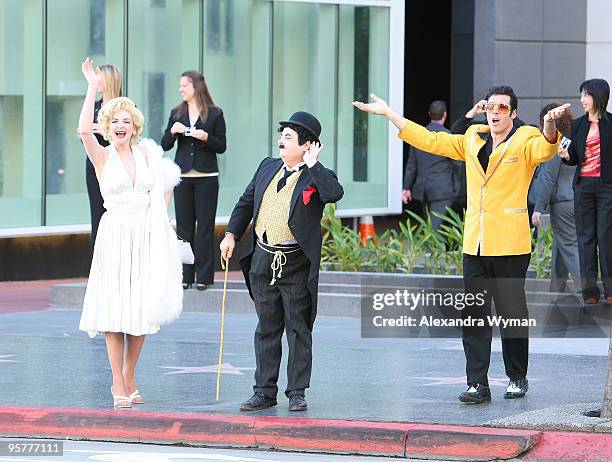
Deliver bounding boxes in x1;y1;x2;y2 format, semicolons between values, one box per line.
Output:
86;100;109;172
403;122;459;202
161;105;227;173
226;157;344;323
564;112;612;185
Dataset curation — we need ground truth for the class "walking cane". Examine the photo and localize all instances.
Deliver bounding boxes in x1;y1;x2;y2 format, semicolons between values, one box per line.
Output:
216;257;230;401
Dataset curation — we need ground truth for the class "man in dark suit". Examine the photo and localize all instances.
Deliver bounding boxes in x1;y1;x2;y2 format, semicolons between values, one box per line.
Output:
532;154;580;292
403;100;460;230
220;111;344;412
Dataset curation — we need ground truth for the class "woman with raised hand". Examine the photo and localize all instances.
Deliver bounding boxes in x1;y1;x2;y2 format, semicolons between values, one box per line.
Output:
161;70;227;291
77;58;183;409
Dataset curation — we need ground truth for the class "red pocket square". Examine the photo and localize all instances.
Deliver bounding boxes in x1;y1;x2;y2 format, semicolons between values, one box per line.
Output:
302;185;317;205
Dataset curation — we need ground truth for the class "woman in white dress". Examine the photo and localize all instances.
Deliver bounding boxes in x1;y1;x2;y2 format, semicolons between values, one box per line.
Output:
77;58;183;409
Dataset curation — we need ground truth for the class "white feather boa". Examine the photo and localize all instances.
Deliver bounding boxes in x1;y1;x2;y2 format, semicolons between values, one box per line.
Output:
138;138;183;325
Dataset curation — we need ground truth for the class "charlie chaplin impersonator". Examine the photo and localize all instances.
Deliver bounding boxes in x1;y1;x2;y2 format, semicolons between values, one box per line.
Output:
220;112;344;411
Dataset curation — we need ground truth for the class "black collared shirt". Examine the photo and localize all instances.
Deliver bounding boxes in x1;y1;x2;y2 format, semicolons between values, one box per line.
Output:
477;125;517;172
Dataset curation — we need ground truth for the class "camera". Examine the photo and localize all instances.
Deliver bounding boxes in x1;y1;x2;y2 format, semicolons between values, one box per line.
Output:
184;127;194;137
560;137;572;151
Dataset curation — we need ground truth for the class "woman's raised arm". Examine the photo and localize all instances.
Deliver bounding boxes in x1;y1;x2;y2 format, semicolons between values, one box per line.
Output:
78;58;108;172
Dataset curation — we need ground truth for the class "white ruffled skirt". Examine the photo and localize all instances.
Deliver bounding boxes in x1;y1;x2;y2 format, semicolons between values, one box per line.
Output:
79;210;160;338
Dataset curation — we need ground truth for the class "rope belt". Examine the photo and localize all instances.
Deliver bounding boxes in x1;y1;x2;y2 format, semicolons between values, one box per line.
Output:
256;240;301;285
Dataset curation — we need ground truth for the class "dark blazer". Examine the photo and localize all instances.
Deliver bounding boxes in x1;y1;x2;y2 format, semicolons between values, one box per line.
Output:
86;100;109;171
563;112;612;184
226;157;344;324
403;122;458;202
533;156;576;212
161;105;227;173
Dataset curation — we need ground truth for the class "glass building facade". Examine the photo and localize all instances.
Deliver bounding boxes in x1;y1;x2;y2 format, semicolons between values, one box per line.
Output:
0;0;404;234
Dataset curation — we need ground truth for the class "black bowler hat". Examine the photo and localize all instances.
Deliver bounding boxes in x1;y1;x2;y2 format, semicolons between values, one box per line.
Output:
279;111;321;143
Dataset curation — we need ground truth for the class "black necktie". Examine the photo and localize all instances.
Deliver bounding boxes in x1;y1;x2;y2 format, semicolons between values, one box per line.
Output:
277;168;296;192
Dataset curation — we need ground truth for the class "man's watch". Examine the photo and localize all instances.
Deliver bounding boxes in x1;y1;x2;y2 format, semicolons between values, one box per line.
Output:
224;231;236;239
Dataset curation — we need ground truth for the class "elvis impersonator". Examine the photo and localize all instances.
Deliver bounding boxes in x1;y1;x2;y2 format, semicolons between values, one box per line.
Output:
354;87;569;404
220;111;344;412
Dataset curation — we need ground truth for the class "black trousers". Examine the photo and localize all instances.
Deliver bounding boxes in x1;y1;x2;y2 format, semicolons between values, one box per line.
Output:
85;164;106;250
174;176;219;284
249;244;313;399
574;177;612;300
462;253;531;386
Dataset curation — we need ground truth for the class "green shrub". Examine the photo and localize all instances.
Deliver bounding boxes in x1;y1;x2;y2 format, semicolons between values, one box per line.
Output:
320;205;551;278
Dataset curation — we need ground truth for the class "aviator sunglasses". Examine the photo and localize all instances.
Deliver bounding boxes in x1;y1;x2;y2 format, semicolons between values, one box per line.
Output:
483;102;512;114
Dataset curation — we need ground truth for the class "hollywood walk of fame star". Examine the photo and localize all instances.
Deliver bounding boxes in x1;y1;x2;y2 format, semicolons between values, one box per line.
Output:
158;362;255;375
0;355;20;363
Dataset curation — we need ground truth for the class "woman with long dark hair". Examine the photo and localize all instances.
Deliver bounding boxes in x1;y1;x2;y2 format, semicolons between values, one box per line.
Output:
561;79;612;303
86;64;122;247
161;70;227;290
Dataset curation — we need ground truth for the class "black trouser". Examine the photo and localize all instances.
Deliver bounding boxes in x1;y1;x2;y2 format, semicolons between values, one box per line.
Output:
85;163;106;250
249;243;313;399
462;253;531;386
574;177;612;301
174;176;219;285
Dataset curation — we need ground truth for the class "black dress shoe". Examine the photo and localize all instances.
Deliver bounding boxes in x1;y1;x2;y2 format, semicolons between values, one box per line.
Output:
240;392;277;411
288;394;307;412
504;378;528;399
182;283;192;290
458;383;491;404
196;283;208;291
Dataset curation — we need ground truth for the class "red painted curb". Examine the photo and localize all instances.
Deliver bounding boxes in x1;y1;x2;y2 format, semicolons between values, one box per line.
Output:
406;425;542;460
522;431;612;462
0;405;543;459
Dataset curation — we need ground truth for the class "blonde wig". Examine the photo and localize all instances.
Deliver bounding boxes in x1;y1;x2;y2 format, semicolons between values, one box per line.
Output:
96;64;122;101
97;97;144;145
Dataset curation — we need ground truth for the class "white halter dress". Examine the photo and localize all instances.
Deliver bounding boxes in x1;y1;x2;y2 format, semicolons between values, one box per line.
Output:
79;143;160;338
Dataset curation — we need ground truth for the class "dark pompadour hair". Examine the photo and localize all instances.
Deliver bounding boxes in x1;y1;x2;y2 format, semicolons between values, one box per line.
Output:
485;85;518;111
579;79;610;119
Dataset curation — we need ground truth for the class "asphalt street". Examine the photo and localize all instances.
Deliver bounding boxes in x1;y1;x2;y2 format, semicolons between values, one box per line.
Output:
0;438;452;462
0;307;608;425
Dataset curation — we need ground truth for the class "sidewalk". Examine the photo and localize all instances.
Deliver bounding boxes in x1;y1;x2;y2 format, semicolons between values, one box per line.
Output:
0;278;83;314
1;278;612;461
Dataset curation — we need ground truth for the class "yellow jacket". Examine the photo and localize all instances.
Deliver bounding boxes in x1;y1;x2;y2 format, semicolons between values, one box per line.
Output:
399;120;561;256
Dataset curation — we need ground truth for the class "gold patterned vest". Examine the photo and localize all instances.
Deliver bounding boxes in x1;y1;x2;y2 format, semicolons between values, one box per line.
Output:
255;166;303;245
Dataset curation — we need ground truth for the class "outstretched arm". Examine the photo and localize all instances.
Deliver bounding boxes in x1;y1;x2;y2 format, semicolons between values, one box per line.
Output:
525;103;568;166
542;103;570;144
352;93;407;131
78;58;107;171
353;93;466;161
